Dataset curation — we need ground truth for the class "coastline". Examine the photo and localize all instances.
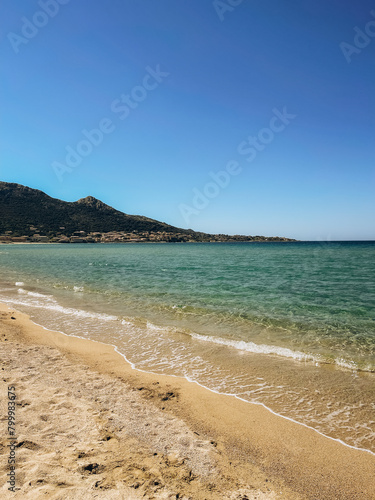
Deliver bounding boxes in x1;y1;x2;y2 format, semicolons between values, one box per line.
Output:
0;240;296;245
1;302;375;499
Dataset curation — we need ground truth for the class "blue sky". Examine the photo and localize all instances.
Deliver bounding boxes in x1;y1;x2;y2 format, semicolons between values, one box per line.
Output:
0;0;374;240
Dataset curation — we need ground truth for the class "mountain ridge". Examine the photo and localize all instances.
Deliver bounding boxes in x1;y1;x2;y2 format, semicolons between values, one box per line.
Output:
0;181;296;242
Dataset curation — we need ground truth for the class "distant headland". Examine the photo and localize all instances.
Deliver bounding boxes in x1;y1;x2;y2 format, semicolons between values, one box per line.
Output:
0;182;296;243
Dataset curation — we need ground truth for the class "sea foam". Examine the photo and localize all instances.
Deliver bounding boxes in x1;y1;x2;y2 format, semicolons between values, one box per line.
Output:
190;332;316;362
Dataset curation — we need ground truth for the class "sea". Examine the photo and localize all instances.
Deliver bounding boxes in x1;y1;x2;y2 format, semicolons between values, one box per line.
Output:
0;241;374;453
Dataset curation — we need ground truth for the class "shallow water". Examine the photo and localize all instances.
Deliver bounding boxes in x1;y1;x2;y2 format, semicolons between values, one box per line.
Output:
0;242;374;451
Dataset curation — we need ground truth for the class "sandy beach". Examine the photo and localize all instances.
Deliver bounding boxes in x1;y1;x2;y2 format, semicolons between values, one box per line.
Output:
1;302;374;499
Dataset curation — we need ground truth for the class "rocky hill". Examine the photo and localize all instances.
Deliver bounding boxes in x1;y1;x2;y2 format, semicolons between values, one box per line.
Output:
0;182;296;242
0;182;197;236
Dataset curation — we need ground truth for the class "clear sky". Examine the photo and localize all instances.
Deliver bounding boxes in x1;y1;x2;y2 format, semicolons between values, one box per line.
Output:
1;0;374;240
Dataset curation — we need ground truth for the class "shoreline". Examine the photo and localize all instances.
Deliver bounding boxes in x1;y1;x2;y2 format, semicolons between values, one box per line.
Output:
106;335;375;457
2;281;374;452
1;302;375;499
0;240;297;245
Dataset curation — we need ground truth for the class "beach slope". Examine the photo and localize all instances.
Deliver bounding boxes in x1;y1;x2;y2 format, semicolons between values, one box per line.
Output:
1;303;374;499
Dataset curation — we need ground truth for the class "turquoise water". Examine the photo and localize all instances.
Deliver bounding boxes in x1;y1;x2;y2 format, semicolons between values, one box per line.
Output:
0;242;374;451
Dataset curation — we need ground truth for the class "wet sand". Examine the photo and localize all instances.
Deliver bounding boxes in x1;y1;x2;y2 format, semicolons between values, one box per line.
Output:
0;302;374;499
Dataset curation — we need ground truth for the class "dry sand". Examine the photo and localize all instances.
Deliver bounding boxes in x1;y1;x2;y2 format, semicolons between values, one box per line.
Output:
0;302;374;499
